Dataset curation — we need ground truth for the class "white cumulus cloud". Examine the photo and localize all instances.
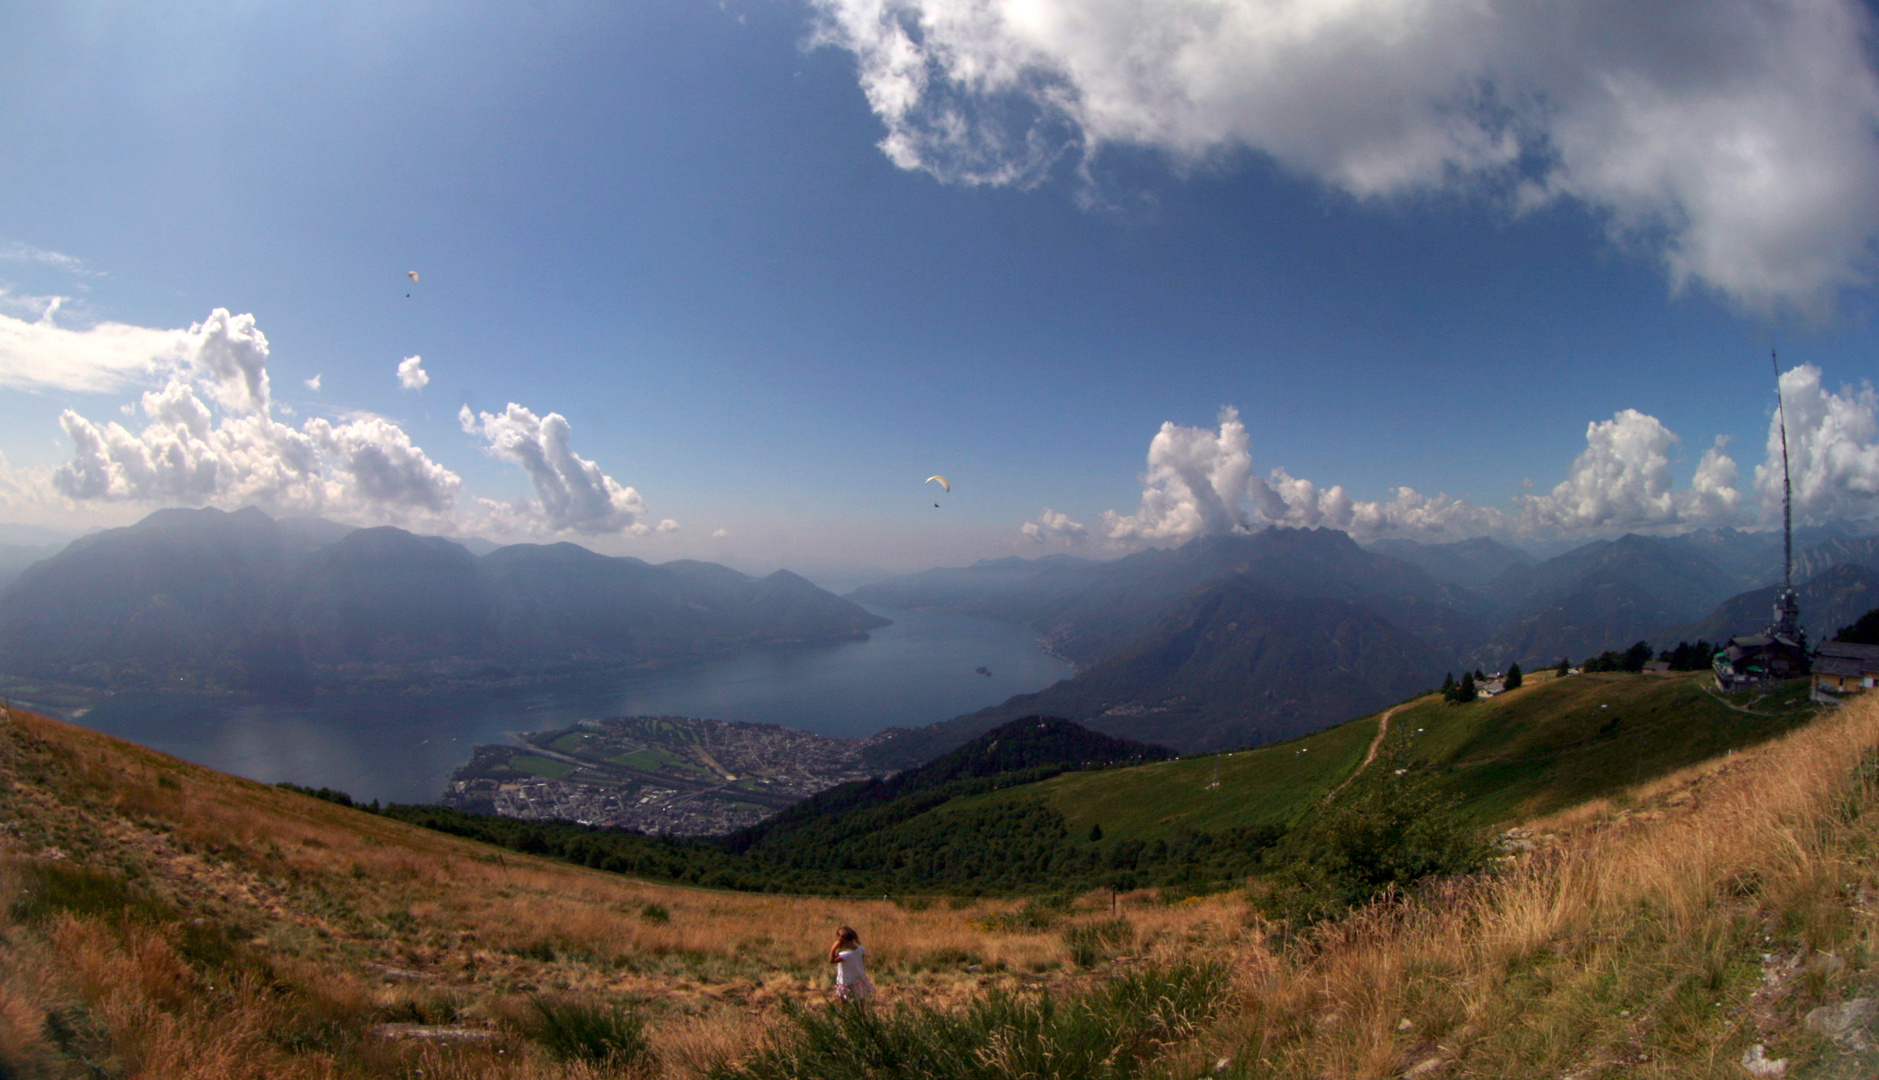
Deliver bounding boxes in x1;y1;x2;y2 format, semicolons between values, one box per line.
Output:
179;309;272;415
1084;403;1742;547
1020;507;1089;546
812;0;1879;311
1100;408;1256;542
1514;410;1740;531
53;398;461;518
458;402;652;535
1757;364;1879;524
305;373;322;391
49;309;461;521
397;355;429;391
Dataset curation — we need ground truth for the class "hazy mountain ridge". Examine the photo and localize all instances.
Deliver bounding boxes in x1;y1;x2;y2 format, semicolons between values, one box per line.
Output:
0;507;887;693
1787;534;1879;583
1484;534;1748;665
867;575;1447;760
845;554;1095;612
1669;563;1879;647
854;528;1481;666
861;524;1879;759
1366;535;1533;590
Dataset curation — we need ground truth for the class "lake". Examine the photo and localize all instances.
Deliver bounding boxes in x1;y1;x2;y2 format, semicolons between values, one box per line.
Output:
59;606;1074;804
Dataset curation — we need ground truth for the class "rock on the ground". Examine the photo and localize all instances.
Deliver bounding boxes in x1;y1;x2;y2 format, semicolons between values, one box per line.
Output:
1740;1043;1787;1077
1804;996;1875;1051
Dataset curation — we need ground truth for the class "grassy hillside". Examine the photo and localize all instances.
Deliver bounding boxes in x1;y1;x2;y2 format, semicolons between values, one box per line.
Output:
919;576;1450;756
8;687;1879;1075
942;670;1816;843
0;706;1219;1078
394;672;1818;897
1394;669;1814;821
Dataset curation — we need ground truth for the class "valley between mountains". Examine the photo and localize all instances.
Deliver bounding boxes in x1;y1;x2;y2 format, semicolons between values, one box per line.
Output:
8;507;1877;768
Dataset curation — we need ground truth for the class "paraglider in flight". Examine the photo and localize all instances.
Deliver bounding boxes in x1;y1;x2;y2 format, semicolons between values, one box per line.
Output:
927;475;949;507
406;270;418;297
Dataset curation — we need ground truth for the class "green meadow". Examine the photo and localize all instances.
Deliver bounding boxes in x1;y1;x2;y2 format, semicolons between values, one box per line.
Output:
935;670;1816;842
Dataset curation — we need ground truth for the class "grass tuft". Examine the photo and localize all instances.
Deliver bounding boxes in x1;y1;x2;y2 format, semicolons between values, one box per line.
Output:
714;961;1227;1080
8;861;168;926
1063;917;1134;967
516;994;655;1069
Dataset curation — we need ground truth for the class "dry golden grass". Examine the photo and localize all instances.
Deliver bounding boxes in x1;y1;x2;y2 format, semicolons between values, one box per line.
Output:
0;708;1257;1077
7;690;1879;1078
1206;692;1879;1079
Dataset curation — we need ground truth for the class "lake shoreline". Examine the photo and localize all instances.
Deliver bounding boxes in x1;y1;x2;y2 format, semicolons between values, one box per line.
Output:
40;606;1074;805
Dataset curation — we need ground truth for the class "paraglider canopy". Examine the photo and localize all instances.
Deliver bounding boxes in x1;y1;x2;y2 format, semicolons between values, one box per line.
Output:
926;475;950;493
407;270;419;283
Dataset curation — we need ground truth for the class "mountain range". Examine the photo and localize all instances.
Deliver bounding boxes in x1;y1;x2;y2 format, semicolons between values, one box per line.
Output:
855;522;1879;758
0;507;885;696
4;503;1876;762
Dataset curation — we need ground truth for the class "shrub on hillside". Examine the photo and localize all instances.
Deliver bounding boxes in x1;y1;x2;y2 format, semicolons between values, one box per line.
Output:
1836;607;1879;644
274;781;366;809
1255;757;1492;928
1444;671;1477;703
1662;640;1718;670
711;961;1227;1080
977;894;1075;933
9;862;169;926
515;995;654;1070
1583;642;1655;673
1062;917;1134;967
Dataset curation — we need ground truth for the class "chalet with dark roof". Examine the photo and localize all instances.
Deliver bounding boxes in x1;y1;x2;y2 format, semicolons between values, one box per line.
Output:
1715;631;1809;689
1814;641;1879;695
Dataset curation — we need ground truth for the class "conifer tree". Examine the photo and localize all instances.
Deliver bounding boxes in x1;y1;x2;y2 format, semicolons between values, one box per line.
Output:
1455;671;1477;703
1505;662;1522;691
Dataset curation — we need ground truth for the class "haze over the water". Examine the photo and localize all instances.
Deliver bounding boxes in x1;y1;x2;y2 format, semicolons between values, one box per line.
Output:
4;1;1879;578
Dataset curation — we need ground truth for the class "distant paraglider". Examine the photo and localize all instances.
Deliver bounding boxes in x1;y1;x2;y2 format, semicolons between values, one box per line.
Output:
927;474;949;507
406;270;418;297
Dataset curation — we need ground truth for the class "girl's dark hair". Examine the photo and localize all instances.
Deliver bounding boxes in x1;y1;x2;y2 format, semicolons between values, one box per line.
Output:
837;925;859;944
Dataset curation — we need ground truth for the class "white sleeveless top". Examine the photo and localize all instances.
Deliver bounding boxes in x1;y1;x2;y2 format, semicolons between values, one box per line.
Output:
835;945;868;986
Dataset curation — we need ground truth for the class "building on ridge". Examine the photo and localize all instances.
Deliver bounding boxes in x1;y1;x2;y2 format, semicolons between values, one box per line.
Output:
1813;640;1879;699
1714;350;1812;692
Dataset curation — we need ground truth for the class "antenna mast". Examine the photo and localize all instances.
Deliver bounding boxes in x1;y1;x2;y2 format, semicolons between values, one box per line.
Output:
1775;350;1792;591
1771;350;1802;643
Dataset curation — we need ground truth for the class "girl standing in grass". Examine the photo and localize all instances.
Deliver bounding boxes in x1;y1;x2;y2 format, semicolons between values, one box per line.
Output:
828;926;874;1004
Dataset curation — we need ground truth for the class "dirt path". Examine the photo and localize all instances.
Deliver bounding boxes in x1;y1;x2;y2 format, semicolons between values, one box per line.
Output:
1701;685;1782;717
1324;702;1407;803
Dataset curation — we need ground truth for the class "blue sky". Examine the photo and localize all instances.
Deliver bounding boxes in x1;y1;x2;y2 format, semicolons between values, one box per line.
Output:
3;0;1879;584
